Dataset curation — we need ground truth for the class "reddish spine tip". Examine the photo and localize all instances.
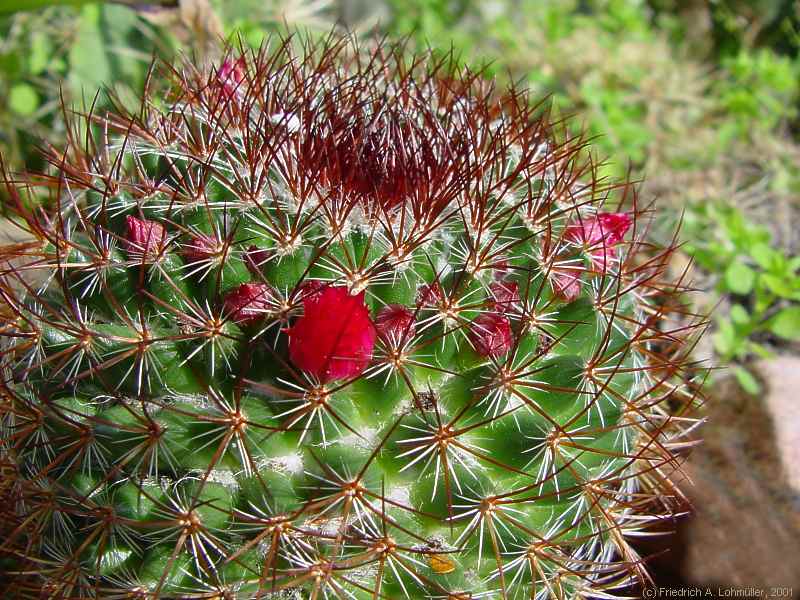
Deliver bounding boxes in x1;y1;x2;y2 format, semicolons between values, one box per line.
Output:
375;304;416;343
124;215;165;259
288;285;376;382
244;245;270;275
469;312;514;358
223;283;273;324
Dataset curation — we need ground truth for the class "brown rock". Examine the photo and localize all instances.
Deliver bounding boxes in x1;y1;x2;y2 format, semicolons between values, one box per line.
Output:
643;365;800;588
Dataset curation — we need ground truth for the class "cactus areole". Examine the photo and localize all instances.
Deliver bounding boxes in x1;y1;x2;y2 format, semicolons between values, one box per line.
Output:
0;37;701;599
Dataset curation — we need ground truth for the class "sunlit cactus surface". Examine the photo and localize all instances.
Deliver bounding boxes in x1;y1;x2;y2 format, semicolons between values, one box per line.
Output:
0;35;701;600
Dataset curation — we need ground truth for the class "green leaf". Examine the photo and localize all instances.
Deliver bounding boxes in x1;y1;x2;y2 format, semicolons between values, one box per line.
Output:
768;306;800;341
8;83;39;116
713;320;738;357
28;32;52;75
749;340;773;359
750;243;777;270
724;260;756;295
0;0;97;15
733;366;760;395
729;304;750;326
68;5;112;100
761;273;795;298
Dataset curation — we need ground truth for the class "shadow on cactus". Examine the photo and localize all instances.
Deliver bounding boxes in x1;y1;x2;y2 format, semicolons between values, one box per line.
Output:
0;34;704;599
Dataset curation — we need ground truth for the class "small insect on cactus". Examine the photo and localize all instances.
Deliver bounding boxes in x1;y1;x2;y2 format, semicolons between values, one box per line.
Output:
0;36;702;599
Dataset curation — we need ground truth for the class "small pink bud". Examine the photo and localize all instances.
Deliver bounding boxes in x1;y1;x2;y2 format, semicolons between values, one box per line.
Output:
416;282;444;307
551;265;582;302
596;212;632;245
469;312;513;358
565;212;632;270
375;304;416;343
244;245;271;275
223;283;273;324
288;286;376;382
488;281;519;313
124;216;165;260
218;57;246;98
182;234;218;262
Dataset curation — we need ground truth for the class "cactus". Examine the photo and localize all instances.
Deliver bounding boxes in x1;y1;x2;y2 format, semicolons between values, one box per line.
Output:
0;36;702;599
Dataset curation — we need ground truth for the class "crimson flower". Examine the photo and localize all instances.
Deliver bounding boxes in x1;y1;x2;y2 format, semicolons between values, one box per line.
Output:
288;286;376;382
293;279;327;304
492;256;511;280
375;304;416;343
124;216;165;260
469;312;513;358
223;283;273;324
565;212;632;270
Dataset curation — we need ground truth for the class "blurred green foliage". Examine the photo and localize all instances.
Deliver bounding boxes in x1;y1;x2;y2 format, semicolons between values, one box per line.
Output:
0;4;174;175
1;0;799;390
683;202;800;392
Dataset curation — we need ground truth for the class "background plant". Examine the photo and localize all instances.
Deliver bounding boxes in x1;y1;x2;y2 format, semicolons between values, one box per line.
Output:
681;201;800;393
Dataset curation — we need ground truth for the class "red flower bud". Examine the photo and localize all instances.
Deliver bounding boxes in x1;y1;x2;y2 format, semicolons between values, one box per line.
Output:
416;282;444;307
488;281;519;313
223;283;273;324
288;285;376;382
375;304;416;343
182;234;219;262
469;312;513;358
565;212;632;271
218;57;246;98
551;265;582;303
124;216;165;260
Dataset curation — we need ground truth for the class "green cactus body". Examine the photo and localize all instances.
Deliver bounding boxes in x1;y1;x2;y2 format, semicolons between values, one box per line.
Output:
0;37;700;599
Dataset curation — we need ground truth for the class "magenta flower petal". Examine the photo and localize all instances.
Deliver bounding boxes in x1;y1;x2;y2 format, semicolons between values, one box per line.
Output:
218;57;246;98
293;279;327;304
182;234;219;262
416;282;444;308
288;286;376;382
488;281;519;313
565;211;632;270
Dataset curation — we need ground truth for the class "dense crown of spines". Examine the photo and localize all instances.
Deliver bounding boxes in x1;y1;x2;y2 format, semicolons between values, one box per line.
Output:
0;36;702;599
